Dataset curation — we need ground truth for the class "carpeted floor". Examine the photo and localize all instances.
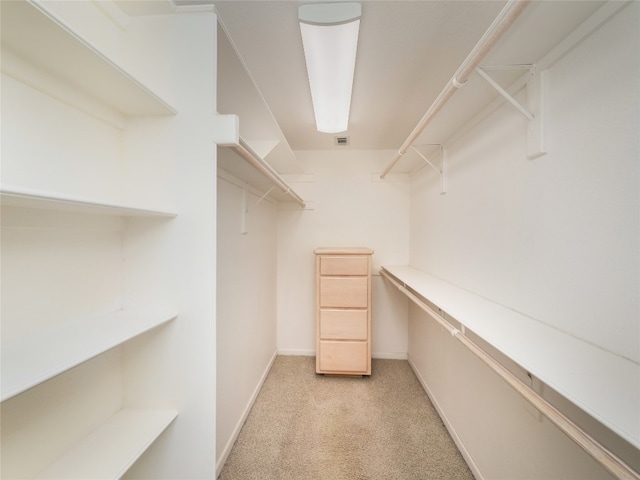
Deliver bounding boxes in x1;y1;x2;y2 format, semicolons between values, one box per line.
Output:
218;356;474;480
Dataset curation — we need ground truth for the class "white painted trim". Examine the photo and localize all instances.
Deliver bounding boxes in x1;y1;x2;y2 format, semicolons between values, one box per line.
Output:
372;352;408;360
277;350;407;360
407;354;484;480
215;350;278;477
277;349;315;357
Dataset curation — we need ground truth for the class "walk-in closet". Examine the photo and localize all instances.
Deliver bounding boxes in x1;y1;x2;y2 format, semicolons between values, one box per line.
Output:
1;1;638;479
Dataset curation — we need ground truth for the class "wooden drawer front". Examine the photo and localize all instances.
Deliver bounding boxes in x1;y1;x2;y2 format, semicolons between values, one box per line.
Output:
320;309;368;340
318;341;368;373
320;255;369;276
319;277;368;308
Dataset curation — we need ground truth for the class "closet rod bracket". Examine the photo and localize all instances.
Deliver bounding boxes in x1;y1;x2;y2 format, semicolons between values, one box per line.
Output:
476;65;535;120
526;67;547;160
412;144;447;194
476;64;547;160
241;185;276;235
380;0;532;179
254;186;275;208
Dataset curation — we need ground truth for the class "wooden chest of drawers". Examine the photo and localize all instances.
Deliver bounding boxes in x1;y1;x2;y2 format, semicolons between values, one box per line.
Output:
315;247;374;375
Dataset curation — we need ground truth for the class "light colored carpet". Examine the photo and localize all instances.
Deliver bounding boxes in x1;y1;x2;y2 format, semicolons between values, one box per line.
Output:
218;356;474;480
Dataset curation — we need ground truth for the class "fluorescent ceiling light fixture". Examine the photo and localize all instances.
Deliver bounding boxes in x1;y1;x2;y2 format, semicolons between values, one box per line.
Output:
299;2;361;134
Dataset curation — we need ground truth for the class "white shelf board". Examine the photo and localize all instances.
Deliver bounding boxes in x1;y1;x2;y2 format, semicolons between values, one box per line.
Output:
34;408;177;480
0;185;177;217
1;309;178;402
217;149;303;205
0;0;176;117
382;265;640;450
216;20;303;174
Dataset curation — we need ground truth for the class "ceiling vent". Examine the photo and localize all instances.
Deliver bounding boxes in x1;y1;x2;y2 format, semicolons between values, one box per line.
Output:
335;136;350;146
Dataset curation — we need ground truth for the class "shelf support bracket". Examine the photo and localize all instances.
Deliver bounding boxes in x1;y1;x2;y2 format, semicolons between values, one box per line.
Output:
253;186;275;208
476;65;547;159
526;67;547;160
241;188;248;235
412;144;447;194
476;66;534;120
241;186;276;235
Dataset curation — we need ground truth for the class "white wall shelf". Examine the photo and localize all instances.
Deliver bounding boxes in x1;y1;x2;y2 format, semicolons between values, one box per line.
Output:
1;310;177;402
33;408;177;480
0;185;177;217
381;265;640;452
1;1;216;477
215;20;307;209
0;0;176;117
216;18;303;175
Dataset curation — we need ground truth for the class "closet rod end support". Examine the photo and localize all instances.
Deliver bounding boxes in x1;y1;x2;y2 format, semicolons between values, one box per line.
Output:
452;77;467;89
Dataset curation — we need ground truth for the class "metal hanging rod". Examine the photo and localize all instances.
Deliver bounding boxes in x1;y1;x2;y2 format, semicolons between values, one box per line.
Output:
229;138;306;208
380;268;640;480
381;0;531;179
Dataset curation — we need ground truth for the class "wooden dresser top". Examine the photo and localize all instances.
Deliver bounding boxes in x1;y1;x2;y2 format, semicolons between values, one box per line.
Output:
314;247;374;255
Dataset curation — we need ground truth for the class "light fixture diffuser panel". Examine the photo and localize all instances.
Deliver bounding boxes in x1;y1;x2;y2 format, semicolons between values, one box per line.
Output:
299;3;361;134
299;2;361;25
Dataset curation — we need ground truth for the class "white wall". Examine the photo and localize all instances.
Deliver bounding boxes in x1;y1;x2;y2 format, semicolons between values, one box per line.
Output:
277;150;410;358
410;2;639;363
408;3;638;478
118;10;220;480
216;168;279;474
409;306;617;480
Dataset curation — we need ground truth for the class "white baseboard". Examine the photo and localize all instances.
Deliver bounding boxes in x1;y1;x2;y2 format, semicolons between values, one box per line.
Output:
278;349;408;360
277;349;315;356
372;352;408;360
216;350;278;477
407;354;483;480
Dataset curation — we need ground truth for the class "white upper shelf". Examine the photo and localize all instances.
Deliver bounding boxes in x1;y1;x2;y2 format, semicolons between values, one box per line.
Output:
1;309;178;402
0;185;177;217
381;265;640;451
216;20;303;175
0;0;176;117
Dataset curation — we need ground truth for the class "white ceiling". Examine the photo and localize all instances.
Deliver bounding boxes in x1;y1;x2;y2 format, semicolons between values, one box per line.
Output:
210;0;606;154
117;0;607;169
